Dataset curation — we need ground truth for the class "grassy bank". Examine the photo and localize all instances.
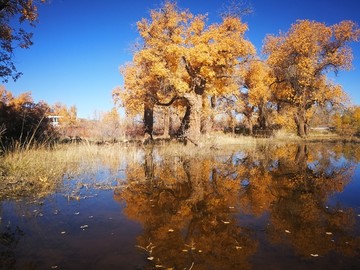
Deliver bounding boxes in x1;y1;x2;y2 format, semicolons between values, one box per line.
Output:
0;143;142;200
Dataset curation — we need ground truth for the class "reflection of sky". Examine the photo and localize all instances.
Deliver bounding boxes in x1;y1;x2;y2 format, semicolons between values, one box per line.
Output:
329;163;360;209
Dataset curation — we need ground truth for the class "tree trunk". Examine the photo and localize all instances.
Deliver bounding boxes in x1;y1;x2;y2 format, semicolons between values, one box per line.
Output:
143;99;154;143
249;119;253;136
163;107;170;138
294;108;307;138
184;92;202;142
258;103;268;130
177;101;191;137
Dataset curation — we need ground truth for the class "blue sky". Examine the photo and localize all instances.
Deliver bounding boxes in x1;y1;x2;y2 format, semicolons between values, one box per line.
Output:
3;0;360;118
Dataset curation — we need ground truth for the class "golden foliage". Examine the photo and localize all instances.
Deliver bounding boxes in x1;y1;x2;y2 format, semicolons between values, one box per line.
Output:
115;1;255;120
264;19;359;135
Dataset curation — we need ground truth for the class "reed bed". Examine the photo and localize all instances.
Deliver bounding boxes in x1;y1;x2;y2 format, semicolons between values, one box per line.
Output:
0;143;143;200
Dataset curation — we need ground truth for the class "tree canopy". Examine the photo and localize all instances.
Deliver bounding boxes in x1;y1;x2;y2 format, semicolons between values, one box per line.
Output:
0;0;45;82
113;1;255;142
263;20;359;137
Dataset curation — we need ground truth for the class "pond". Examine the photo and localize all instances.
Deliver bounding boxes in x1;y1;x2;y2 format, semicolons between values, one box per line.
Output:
1;143;360;270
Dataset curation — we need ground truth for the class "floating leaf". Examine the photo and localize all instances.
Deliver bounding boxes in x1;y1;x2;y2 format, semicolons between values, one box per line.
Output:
310;254;319;257
221;220;230;224
168;229;174;232
80;225;88;229
74;212;80;215
235;246;242;250
147;257;154;261
182;249;188;252
285;230;291;233
326;232;333;235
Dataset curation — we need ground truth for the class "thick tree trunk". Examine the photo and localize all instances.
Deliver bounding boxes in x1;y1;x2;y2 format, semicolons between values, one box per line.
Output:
258;103;268;130
294;108;308;138
163;107;170;138
245;115;254;136
143;100;154;143
177;101;191;137
184;92;202;142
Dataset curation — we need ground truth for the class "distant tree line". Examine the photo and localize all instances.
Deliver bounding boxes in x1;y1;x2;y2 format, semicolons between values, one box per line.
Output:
0;87;56;150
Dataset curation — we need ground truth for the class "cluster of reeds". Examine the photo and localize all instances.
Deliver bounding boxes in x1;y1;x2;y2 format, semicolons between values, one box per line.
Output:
0;142;143;200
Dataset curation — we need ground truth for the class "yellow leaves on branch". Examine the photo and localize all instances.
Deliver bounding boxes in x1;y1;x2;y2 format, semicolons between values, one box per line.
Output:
117;1;255;113
244;60;272;106
264;19;359;109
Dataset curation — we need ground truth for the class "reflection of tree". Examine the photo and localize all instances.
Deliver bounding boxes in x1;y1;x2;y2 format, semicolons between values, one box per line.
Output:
264;144;360;257
115;143;359;268
115;148;258;269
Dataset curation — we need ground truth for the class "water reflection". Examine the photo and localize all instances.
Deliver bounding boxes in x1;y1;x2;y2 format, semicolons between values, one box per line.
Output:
115;143;360;269
0;143;359;269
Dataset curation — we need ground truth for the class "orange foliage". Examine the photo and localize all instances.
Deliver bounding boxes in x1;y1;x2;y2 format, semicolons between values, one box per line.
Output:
114;1;255;139
263;20;359;136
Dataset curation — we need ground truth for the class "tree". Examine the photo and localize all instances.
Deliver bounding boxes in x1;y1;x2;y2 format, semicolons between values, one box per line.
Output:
243;60;274;131
0;86;55;148
115;1;255;142
0;0;46;82
332;105;360;136
52;103;77;137
263;20;359;137
100;107;122;141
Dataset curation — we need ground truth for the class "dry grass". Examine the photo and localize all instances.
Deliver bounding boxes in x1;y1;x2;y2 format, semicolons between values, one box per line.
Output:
0;143;143;200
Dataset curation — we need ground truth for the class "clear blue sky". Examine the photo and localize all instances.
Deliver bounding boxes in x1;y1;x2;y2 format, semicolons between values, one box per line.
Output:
3;0;360;119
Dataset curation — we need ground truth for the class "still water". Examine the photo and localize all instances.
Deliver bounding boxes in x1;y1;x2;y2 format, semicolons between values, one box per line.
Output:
1;143;360;269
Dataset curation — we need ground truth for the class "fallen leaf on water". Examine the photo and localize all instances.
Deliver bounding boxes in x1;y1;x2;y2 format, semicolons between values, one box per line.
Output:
285;230;291;233
221;220;230;224
310;254;319;257
168;229;174;232
182;249;188;252
326;232;333;235
235;246;242;250
74;212;80;215
147;257;154;261
229;206;235;209
80;225;88;229
198;250;202;253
